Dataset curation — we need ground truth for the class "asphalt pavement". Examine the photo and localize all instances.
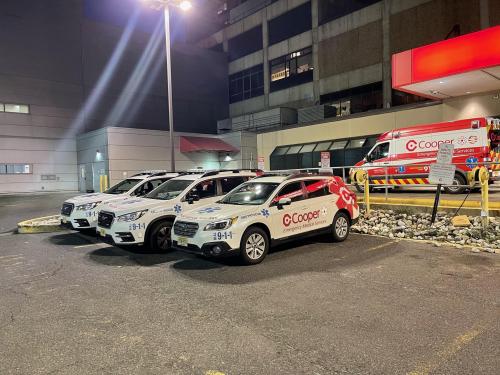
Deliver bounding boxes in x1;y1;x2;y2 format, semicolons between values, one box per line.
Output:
0;193;499;375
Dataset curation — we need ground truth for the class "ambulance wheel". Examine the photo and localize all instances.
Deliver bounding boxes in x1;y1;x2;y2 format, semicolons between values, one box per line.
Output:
443;174;467;194
239;227;269;265
332;212;350;242
149;220;173;251
354;183;373;193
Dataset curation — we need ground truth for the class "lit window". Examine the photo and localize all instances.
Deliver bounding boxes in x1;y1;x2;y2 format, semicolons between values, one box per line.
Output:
0;103;4;112
286;145;302;154
270;47;313;82
314;142;332;151
4;103;30;114
1;164;32;174
330;141;348;150
346;139;366;149
299;144;316;153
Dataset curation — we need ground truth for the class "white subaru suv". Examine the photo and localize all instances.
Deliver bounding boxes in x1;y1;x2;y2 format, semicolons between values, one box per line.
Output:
96;170;258;249
60;171;178;230
171;172;359;265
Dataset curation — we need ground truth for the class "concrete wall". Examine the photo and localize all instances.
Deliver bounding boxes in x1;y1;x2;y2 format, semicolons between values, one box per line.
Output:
257;91;500;169
102;128;257;186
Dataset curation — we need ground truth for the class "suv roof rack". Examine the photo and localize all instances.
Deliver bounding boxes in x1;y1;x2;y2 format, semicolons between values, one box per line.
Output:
256;168;333;180
131;170;172;177
179;169;263;178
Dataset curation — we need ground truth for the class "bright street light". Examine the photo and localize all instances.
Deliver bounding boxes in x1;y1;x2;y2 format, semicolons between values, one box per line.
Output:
141;0;192;172
179;1;192;11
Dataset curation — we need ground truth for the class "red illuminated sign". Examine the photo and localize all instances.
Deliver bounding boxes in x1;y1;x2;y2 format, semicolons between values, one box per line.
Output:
392;26;500;88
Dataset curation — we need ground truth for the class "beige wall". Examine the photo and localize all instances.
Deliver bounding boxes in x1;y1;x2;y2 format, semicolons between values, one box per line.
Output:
319;21;383;78
257;91;500;169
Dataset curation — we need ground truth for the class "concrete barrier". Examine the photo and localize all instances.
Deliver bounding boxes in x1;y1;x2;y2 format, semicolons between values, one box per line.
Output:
17;215;65;234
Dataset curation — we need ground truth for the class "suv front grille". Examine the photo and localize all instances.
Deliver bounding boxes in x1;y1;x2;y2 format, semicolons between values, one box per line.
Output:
173;221;199;238
61;203;74;216
98;211;114;228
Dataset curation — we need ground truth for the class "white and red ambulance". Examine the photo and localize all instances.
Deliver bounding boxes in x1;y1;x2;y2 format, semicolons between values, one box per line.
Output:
351;117;500;194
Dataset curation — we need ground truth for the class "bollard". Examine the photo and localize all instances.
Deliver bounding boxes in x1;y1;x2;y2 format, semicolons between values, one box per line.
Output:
360;170;370;215
479;166;489;229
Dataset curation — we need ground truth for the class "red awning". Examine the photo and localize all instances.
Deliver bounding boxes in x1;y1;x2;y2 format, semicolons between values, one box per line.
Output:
392;26;500;99
180;136;239;153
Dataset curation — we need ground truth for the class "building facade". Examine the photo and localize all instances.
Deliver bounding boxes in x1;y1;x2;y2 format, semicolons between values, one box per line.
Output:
199;0;500;169
0;0;235;193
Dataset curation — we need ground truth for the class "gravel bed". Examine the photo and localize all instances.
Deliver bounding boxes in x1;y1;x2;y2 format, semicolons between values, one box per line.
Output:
352;209;499;254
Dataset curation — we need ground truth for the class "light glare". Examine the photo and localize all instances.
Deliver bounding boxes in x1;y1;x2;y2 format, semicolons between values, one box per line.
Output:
179;1;192;11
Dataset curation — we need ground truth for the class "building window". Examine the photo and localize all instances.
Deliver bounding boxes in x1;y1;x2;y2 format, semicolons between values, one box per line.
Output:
320;82;383;116
318;0;380;25
228;26;263;61
229;64;264;104
0;103;30;114
268;2;312;46
270;47;313;92
0;164;32;174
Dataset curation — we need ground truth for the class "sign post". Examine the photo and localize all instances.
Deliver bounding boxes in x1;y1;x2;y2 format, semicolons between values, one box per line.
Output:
320;152;331;169
429;144;455;223
257;156;265;171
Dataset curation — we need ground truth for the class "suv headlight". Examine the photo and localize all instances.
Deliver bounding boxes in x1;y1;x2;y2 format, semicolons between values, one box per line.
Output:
76;201;102;211
203;217;238;231
117;210;148;222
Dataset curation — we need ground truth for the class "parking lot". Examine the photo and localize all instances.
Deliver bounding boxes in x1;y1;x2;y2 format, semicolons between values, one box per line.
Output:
1;193;499;375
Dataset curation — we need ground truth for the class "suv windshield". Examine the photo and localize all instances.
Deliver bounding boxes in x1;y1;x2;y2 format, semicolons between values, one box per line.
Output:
105;179;141;195
145;179;192;200
219;182;279;205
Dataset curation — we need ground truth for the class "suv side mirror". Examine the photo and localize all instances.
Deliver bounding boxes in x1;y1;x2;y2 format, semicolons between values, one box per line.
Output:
277;197;291;210
187;194;200;204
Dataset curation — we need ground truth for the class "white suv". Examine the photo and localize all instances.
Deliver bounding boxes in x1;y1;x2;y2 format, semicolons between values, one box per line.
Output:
171;173;359;265
60;171;178;230
96;170;258;249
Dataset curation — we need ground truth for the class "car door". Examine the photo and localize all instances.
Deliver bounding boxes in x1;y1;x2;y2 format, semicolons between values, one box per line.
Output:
302;179;336;230
219;176;247;196
181;178;220;211
268;181;308;240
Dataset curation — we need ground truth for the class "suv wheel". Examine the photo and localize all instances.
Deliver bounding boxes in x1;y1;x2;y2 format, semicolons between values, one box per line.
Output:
240;227;269;265
332;212;350;242
149;221;173;251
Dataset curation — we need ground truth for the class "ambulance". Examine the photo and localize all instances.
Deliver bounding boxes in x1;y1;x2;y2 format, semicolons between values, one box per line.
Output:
350;117;500;194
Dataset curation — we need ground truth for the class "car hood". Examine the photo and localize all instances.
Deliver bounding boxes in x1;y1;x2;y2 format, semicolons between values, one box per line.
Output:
179;202;263;222
100;197;170;216
64;192;123;206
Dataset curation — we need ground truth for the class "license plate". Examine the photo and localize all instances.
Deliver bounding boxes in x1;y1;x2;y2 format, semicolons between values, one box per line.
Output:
177;236;188;247
61;217;67;224
99;228;106;237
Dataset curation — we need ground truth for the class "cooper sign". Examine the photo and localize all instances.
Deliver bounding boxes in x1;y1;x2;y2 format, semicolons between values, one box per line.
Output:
283;210;320;227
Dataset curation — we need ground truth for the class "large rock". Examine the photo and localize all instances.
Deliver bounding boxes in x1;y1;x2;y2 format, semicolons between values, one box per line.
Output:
451;215;471;227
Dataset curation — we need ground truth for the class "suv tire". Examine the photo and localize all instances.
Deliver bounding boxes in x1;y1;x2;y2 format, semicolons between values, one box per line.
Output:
149;220;173;251
332;212;350;242
240;227;269;265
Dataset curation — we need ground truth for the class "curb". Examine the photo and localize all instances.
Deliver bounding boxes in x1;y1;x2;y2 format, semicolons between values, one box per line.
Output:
17;215;65;234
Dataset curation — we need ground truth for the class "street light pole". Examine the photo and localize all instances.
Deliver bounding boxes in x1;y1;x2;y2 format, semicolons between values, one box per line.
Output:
163;4;176;172
141;0;191;172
